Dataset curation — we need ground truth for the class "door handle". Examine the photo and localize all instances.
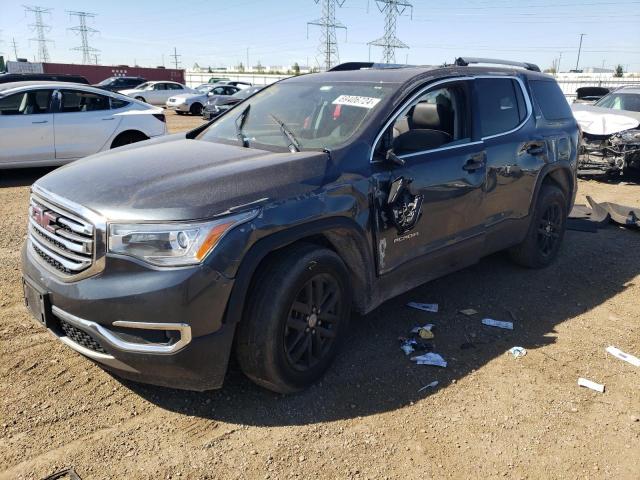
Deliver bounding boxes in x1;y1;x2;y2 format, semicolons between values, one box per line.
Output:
101;117;115;121
462;153;486;172
32;120;48;124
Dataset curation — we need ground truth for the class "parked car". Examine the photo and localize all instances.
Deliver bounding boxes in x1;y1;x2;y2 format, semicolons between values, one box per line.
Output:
0;73;89;84
0;81;166;168
166;84;240;116
572;85;640;176
216;80;253;89
93;76;146;92
119;81;195;105
573;86;610;105
208;77;230;84
202;85;262;120
21;58;578;394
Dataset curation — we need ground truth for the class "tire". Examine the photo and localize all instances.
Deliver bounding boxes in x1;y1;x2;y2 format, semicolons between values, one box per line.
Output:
189;103;203;115
134;96;146;103
176;111;185;115
509;183;567;268
236;243;352;393
111;131;149;149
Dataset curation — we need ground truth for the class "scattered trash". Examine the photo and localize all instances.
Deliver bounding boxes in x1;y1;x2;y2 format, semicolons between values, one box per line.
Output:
407;302;438;313
588;196;640;229
508;346;527;358
481;318;514;330
418;381;439;392
410;324;435;339
410;324;434;334
578;377;605;393
400;339;417;355
606;346;640;367
42;468;82;480
568;197;640;231
410;352;447;367
459;308;478;316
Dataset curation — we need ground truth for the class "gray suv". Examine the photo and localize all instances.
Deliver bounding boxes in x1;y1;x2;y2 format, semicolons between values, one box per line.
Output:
22;58;578;393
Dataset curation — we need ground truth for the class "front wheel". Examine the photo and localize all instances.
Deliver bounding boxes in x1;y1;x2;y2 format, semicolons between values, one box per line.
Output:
235;243;352;393
134;96;146;103
509;183;567;268
189;102;203;115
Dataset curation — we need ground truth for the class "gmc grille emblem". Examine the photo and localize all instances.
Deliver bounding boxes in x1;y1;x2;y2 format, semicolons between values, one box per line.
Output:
31;205;58;233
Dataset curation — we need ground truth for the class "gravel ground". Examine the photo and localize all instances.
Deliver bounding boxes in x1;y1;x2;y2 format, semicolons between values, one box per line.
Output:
1;111;639;479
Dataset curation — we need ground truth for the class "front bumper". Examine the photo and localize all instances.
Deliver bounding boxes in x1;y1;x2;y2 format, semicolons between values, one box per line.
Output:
21;242;237;391
165;102;190;112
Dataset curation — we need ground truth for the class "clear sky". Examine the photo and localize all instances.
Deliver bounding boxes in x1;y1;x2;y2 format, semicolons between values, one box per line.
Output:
1;0;639;72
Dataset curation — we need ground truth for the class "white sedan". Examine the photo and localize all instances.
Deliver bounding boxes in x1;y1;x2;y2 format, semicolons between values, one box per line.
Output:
119;81;195;105
0;81;167;169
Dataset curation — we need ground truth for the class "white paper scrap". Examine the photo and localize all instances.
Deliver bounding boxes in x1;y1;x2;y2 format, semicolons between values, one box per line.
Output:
482;318;514;330
332;94;381;109
578;377;605;393
606;346;640;367
410;352;447;368
410;324;435;334
407;302;439;313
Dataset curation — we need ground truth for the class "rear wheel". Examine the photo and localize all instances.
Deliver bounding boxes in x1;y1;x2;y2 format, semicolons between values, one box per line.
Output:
176;111;185;115
111;131;149;149
236;243;352;393
509;183;567;268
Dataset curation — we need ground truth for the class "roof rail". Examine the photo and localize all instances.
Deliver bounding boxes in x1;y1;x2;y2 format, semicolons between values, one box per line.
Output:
328;62;413;71
455;57;541;73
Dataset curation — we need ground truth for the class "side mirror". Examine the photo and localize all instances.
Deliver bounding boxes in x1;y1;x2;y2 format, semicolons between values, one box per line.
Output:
386;149;405;167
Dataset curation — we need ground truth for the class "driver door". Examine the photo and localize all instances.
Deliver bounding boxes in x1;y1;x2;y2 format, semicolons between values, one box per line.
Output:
372;79;488;274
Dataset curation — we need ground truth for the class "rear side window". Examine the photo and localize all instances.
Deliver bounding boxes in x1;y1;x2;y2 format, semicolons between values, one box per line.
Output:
529;80;572;120
60;90;110;112
111;97;130;109
476;78;525;137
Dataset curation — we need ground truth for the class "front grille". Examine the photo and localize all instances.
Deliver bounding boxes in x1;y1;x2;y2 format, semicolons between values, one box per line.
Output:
59;318;107;354
28;194;94;277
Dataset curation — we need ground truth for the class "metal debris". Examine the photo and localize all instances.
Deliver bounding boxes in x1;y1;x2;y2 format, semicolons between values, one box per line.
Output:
407;302;438;313
578;377;605;393
481;318;514;330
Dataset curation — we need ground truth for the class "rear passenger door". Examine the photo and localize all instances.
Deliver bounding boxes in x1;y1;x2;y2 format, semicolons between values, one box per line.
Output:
54;89;121;159
474;77;542;232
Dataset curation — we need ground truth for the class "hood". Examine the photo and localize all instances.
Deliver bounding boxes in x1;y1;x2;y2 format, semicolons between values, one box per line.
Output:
572;103;640;136
169;92;206;102
35;138;330;222
118;88;144;95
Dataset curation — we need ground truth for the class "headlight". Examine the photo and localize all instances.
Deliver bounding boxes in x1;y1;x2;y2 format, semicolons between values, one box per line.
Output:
108;210;258;266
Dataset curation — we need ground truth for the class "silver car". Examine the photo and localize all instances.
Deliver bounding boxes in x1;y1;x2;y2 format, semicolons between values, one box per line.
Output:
166;84;240;115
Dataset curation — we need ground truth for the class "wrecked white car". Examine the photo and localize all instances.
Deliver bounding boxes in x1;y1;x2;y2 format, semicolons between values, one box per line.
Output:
572;85;640;176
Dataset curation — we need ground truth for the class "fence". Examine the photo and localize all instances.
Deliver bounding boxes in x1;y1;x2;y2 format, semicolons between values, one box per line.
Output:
185;71;290;88
555;78;640;100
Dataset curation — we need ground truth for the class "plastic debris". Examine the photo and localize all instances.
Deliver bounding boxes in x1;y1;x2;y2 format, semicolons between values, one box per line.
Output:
508;346;527;358
400;339;416;356
418;381;439;392
481;318;514;330
606;346;640;367
407;302;438;313
578;377;605;393
410;323;435;339
410;352;447;367
410;324;434;334
459;308;478;316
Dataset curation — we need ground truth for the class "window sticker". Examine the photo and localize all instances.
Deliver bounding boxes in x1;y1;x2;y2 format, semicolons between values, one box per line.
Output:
332;95;381;109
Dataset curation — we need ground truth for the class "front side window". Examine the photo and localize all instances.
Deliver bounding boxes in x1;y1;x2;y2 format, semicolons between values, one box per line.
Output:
135;82;152;90
0;89;53;115
595;93;640;113
59;90;110;112
477;78;524;137
154;83;167;91
199;81;394;152
377;82;471;157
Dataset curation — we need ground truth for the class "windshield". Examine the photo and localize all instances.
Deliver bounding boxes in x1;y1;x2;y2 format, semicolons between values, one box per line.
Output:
97;77;116;86
233;87;259;99
199;81;393;151
595;92;640;112
196;85;213;93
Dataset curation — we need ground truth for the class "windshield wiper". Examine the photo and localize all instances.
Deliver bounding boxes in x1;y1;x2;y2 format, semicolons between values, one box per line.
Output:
235;104;251;147
269;114;301;152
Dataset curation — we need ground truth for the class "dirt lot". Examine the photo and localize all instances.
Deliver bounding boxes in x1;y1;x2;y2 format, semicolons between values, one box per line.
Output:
1;111;639;479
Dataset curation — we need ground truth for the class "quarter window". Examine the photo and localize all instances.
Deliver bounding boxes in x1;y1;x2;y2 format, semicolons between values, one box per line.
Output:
60;90;111;112
530;80;573;119
111;97;130;109
0;90;53;115
476;78;524;137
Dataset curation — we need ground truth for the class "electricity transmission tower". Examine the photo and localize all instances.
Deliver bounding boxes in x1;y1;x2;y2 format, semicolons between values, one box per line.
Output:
67;11;100;64
368;0;413;64
12;38;20;60
24;5;53;62
307;0;347;71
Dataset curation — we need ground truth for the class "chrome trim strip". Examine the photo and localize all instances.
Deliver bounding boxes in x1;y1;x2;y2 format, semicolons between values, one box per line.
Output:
370;74;534;163
30;237;91;271
52;306;192;354
58;336;138;372
29;218;92;255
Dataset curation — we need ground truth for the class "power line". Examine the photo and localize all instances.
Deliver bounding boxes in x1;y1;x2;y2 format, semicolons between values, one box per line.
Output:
368;0;413;64
307;0;347;71
67;11;100;64
170;47;181;69
24;5;53;63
